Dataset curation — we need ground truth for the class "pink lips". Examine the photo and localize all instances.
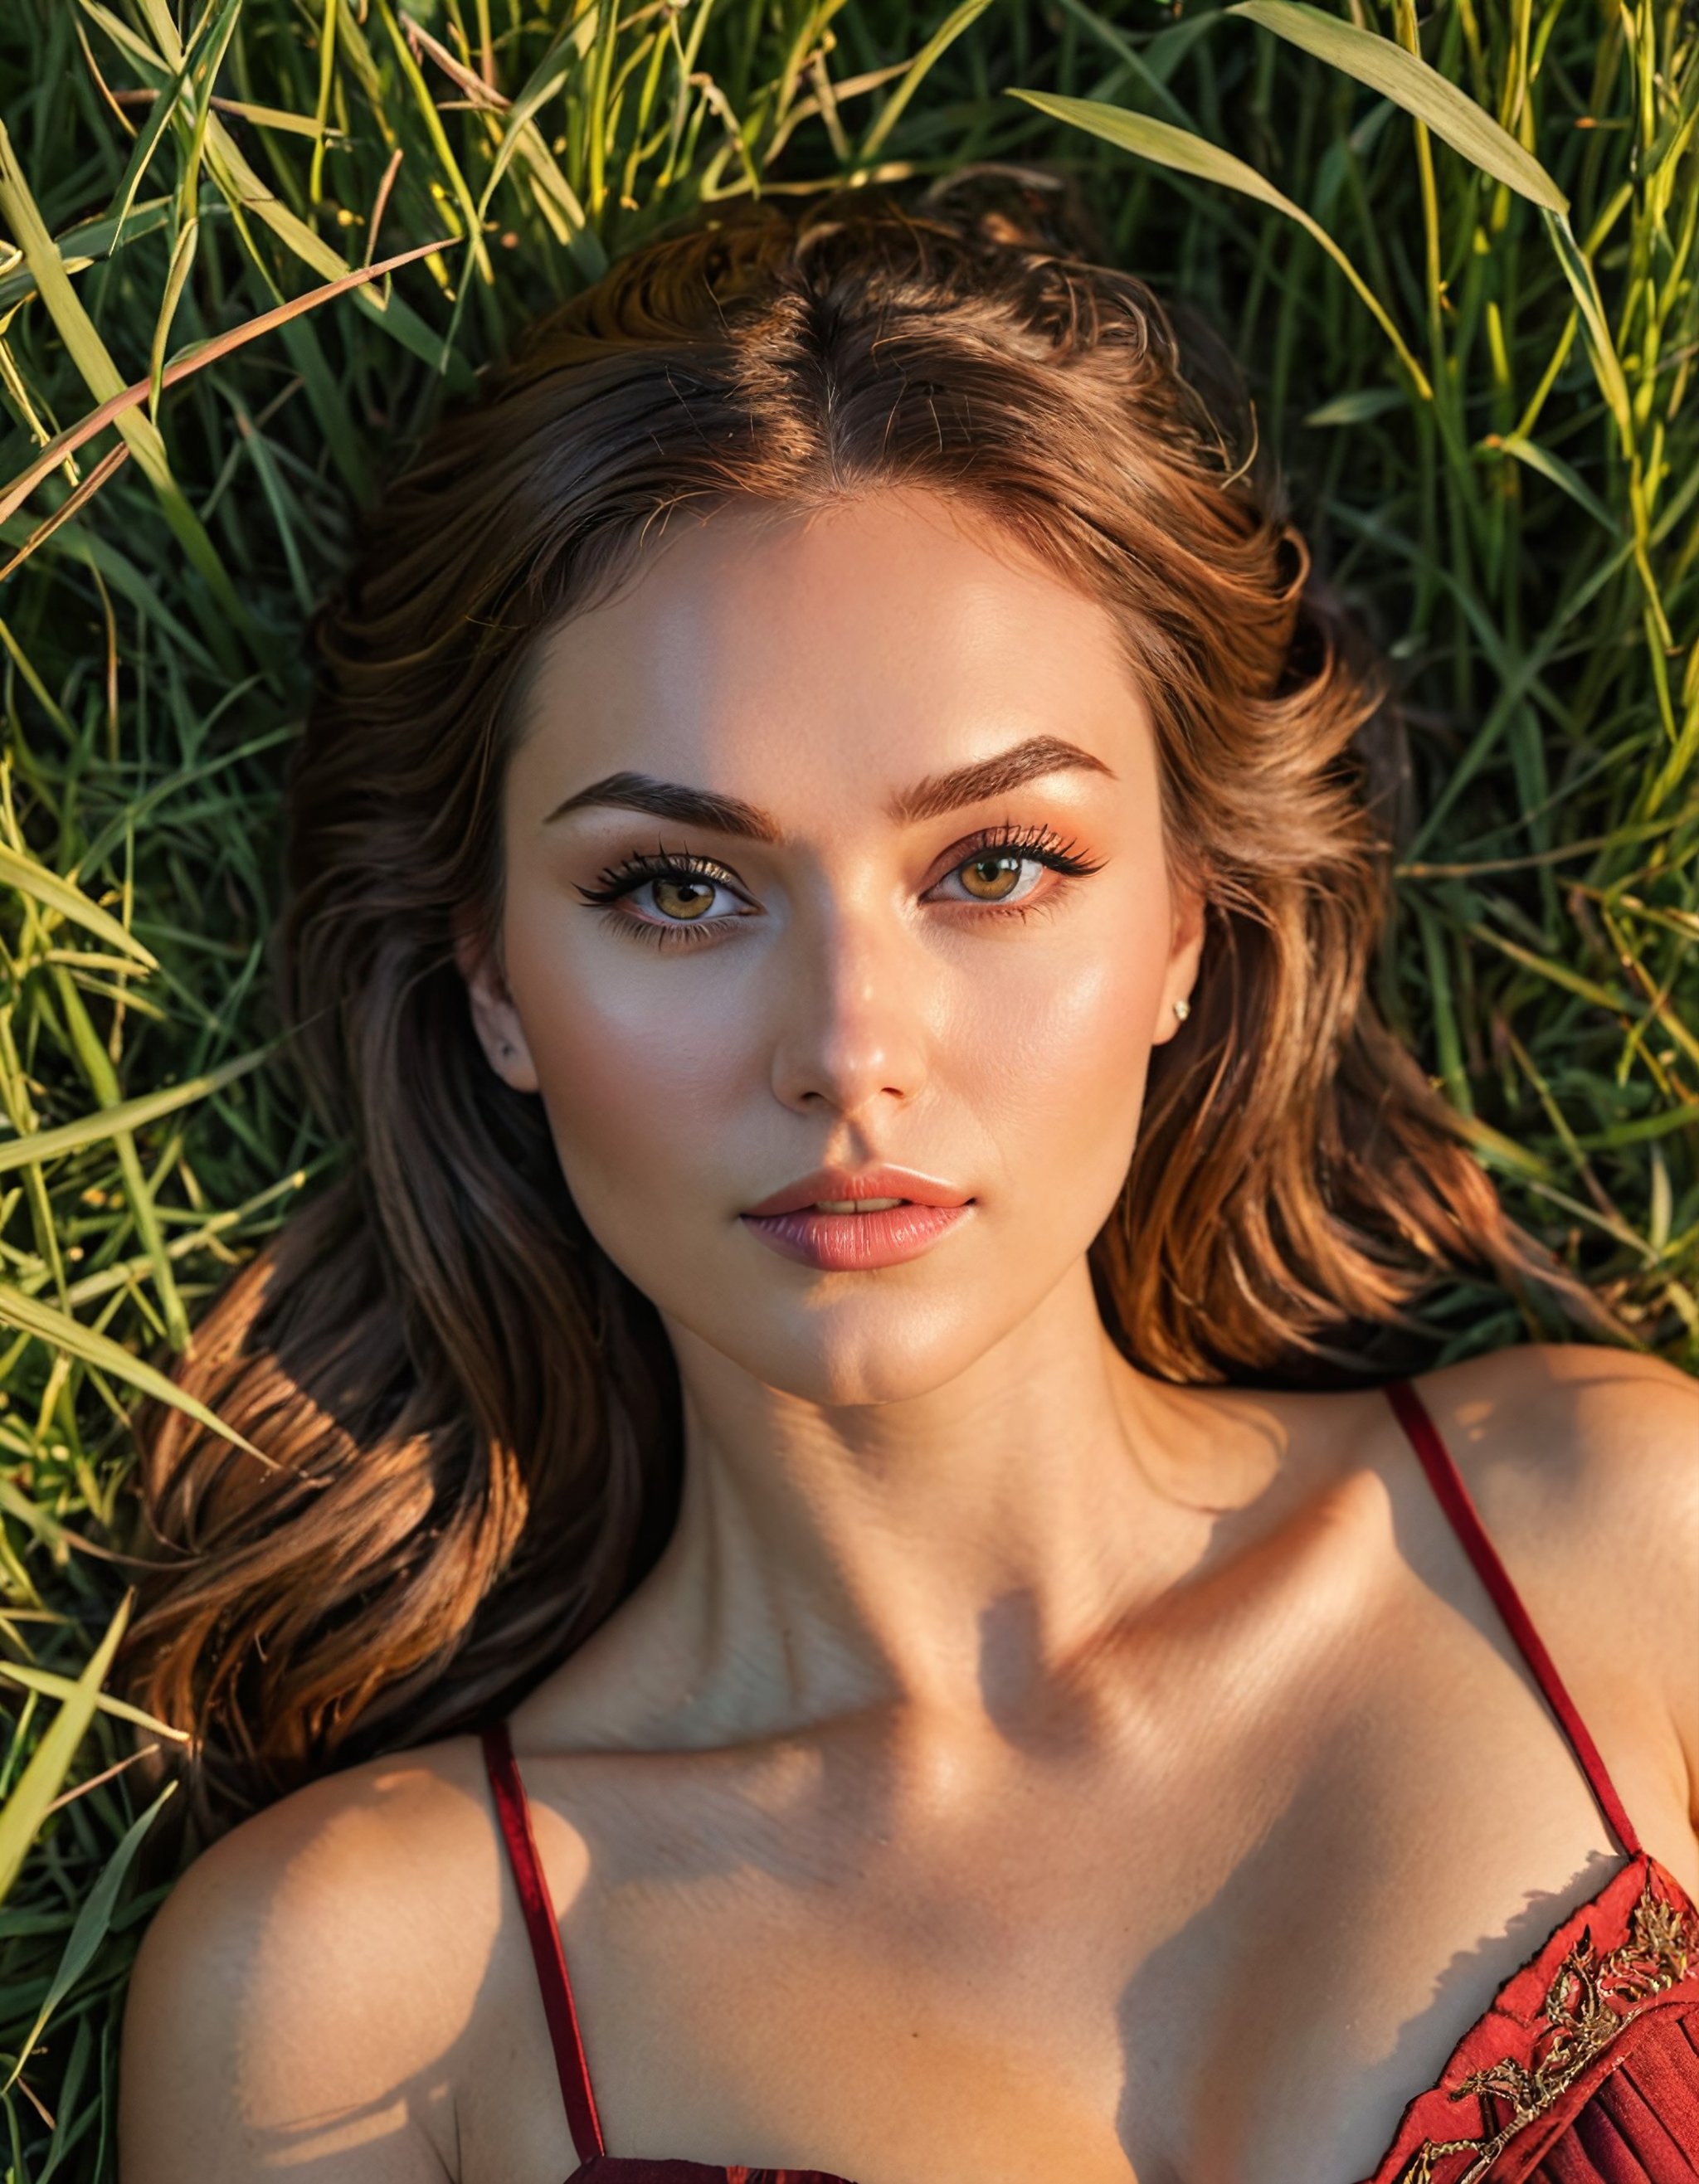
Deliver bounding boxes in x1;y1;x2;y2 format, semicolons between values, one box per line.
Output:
739;1165;974;1272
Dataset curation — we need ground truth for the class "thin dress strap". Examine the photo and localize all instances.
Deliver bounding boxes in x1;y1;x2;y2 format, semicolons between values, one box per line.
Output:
1384;1379;1643;1860
480;1719;607;2162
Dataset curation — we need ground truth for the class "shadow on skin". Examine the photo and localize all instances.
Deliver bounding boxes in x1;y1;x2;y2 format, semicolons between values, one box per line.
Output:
1111;1767;1616;2184
1104;1379;1628;2184
550;1699;908;1900
224;1364;1645;2183
1351;1847;1618;2166
973;1586;1064;1756
966;1394;1306;1759
209;1750;577;2184
465;1715;911;2172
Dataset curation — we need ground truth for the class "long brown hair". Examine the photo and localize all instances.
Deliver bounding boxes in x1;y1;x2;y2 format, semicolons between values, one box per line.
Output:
120;166;1558;1836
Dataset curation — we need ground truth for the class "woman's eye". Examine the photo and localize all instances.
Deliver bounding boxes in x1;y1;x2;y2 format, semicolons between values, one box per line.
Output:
579;827;1098;948
574;856;753;944
640;873;735;924
932;850;1049;907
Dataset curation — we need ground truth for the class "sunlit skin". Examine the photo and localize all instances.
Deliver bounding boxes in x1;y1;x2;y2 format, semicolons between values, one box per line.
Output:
120;489;1699;2184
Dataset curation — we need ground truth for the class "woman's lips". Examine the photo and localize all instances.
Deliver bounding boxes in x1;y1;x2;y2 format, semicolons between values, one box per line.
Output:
740;1199;973;1271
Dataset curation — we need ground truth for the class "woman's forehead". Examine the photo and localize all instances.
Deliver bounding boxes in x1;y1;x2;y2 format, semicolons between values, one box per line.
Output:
513;489;1154;810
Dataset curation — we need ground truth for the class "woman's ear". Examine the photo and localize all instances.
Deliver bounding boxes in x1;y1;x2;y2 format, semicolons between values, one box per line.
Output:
1151;878;1206;1048
455;931;541;1093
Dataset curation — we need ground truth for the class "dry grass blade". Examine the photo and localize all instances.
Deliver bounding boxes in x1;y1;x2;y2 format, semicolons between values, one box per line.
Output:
0;237;448;528
0;438;129;585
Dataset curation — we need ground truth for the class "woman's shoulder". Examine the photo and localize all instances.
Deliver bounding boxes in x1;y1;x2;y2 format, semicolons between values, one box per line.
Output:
1393;1341;1698;1836
119;1732;509;2182
1400;1339;1697;1537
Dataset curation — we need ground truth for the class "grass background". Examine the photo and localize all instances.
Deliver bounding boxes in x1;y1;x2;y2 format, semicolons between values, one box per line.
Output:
0;0;1693;2170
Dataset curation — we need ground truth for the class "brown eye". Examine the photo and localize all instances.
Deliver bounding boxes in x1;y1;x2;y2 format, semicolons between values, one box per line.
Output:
957;853;1025;902
651;877;718;921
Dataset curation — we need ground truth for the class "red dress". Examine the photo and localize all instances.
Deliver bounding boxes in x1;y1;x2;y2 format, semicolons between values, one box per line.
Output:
480;1379;1699;2182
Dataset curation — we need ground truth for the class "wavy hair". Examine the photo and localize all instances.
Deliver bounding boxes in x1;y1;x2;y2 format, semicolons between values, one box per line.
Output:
120;166;1556;1835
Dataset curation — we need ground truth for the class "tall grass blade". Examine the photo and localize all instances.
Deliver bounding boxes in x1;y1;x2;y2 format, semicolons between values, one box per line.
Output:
0;240;447;529
0;1285;260;1457
856;0;999;166
1;1782;177;2095
0;1593;131;1910
1006;90;1434;397
0;1048;270;1175
0;121;245;645
1227;0;1568;210
0;846;157;970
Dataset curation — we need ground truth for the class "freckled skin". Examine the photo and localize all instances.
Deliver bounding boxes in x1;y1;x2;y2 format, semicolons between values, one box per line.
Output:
119;487;1699;2184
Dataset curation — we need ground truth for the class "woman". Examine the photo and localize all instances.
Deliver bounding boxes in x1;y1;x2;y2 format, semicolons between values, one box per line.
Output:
117;169;1698;2184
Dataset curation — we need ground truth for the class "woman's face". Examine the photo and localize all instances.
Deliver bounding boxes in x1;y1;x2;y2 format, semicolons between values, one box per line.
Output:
466;489;1201;1405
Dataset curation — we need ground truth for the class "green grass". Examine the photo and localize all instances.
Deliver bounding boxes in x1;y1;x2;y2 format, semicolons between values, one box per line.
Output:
0;0;1694;2170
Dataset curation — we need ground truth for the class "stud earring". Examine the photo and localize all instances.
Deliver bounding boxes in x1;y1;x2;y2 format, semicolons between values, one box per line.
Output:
1172;998;1191;1022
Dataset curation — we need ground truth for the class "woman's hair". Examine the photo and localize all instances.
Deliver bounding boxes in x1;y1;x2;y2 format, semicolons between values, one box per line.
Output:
119;165;1560;1835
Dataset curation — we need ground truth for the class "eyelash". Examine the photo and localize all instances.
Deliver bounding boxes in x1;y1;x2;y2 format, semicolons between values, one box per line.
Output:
574;823;1106;951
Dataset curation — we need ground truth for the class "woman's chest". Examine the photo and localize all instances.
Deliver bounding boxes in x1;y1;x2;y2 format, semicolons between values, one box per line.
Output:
457;1663;1637;2184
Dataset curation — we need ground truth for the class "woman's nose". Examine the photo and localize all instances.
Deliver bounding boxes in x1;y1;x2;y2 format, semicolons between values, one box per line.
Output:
767;894;932;1121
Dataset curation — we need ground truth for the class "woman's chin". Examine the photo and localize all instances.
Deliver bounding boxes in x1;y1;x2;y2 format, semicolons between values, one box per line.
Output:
660;1284;1036;1411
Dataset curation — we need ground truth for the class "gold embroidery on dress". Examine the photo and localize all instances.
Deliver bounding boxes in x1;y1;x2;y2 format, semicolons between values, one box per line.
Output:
1395;1870;1697;2184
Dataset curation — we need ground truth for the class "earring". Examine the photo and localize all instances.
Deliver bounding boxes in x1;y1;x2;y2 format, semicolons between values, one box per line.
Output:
1172;998;1191;1022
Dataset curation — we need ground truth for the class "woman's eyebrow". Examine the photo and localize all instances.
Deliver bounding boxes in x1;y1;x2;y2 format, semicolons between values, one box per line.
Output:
543;734;1116;839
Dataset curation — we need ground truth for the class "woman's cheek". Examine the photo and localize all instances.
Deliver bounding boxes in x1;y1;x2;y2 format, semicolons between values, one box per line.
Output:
528;980;731;1167
967;936;1158;1215
502;911;752;1239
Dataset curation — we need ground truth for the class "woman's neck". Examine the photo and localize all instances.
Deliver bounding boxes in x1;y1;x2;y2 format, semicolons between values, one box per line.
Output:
547;1260;1293;1750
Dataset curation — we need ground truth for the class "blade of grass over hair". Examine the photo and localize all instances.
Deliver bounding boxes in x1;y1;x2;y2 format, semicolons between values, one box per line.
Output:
0;1593;130;1911
1006;91;1434;399
1225;0;1567;211
0;1666;185;1745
